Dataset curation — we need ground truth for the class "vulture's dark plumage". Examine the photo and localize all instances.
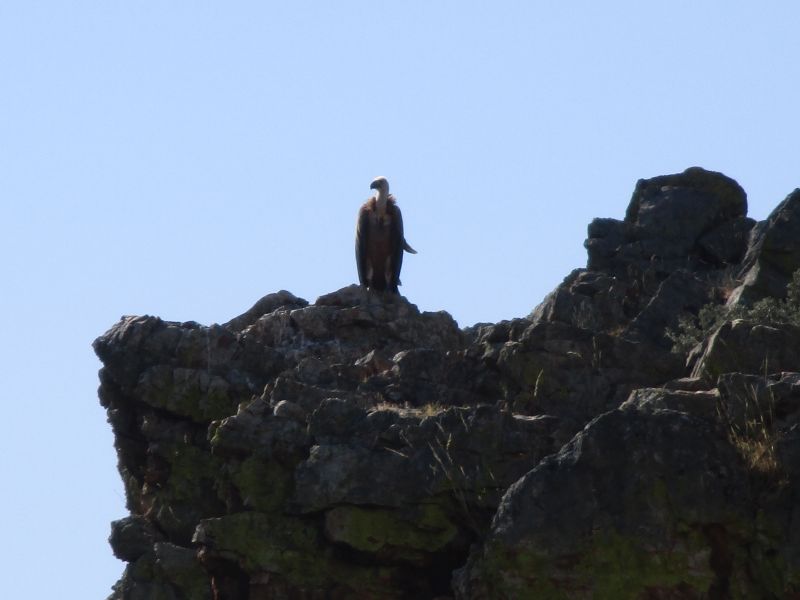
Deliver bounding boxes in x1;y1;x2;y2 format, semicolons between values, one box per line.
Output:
355;176;416;293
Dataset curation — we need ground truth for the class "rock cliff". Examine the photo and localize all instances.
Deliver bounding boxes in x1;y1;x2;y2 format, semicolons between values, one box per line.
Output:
96;167;800;599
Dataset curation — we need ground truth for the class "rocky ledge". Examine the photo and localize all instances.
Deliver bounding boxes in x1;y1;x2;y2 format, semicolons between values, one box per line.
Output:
96;167;800;599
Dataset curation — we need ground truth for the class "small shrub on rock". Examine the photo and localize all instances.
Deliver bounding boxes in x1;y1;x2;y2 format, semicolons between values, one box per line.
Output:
668;270;800;354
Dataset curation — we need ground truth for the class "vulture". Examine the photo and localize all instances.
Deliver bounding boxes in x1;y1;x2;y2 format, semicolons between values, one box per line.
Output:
355;176;417;293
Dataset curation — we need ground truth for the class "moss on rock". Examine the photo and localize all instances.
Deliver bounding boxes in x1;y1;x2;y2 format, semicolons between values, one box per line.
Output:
143;442;227;542
468;528;718;600
228;455;292;512
195;512;325;584
138;365;239;423
323;503;459;563
195;512;422;598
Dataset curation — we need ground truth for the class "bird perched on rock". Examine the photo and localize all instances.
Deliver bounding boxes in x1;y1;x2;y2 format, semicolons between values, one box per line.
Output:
355;176;417;294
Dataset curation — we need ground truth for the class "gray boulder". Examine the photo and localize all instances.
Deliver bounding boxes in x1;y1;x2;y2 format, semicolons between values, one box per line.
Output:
291;404;560;513
586;167;748;275
455;407;754;599
730;189;800;306
691;319;800;381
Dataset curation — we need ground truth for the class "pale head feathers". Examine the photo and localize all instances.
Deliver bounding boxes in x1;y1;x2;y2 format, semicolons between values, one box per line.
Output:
369;176;389;194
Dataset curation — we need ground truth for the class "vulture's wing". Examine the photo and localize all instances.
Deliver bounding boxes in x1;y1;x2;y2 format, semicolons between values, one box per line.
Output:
355;203;369;286
389;203;406;290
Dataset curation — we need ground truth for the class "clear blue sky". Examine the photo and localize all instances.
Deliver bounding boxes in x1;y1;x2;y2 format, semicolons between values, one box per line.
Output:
1;3;798;597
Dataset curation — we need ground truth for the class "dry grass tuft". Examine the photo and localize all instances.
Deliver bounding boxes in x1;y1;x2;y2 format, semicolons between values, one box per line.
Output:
728;419;780;477
371;401;447;418
720;381;785;483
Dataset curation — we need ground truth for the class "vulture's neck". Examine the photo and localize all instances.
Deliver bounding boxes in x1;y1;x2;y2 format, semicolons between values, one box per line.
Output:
374;190;390;214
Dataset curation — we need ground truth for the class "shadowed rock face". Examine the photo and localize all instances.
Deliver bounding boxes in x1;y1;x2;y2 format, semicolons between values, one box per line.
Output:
585;167;750;276
730;189;800;306
454;408;753;599
97;167;800;599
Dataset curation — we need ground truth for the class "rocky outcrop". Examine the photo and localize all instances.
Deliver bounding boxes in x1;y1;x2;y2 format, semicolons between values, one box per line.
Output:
691;319;800;382
97;167;800;598
454;407;754;599
455;375;800;599
729;189;800;306
96;288;538;598
585;167;751;275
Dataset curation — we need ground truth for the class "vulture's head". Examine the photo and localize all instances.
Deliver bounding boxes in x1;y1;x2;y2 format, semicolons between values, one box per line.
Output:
370;176;389;194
